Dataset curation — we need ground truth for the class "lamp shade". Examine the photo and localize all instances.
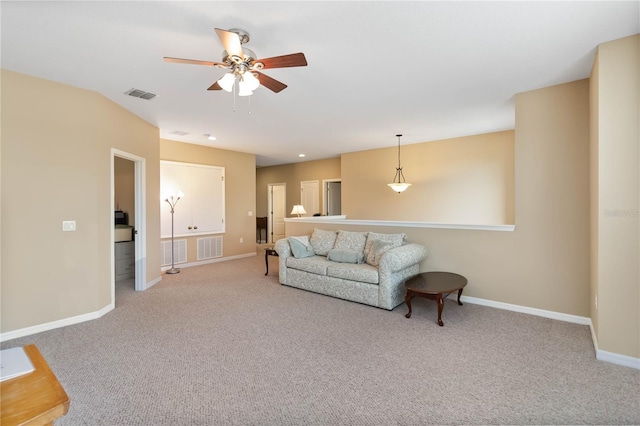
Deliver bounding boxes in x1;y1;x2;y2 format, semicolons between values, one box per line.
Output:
290;205;307;217
242;71;260;91
387;182;411;193
217;73;236;92
237;84;253;97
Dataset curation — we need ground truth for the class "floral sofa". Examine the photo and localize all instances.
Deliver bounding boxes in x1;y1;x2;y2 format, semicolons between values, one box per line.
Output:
274;229;427;310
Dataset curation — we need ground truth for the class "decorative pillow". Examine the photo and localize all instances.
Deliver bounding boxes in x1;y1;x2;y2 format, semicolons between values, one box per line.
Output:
333;230;368;255
327;249;364;264
289;236;315;259
363;232;406;258
309;228;338;256
366;239;393;266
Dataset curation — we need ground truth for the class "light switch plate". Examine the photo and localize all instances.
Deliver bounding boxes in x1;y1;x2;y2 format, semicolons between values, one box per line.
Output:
248;211;253;216
62;221;76;231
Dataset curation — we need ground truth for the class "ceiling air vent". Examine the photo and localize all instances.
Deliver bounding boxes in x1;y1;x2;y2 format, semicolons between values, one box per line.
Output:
125;88;156;100
169;130;190;136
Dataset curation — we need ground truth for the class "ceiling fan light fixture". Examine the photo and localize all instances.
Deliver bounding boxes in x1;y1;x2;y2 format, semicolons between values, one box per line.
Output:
217;72;236;92
164;27;308;106
241;71;260;91
237;84;254;97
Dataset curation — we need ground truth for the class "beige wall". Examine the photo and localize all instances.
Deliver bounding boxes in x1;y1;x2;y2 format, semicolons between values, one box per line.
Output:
114;156;135;226
590;35;639;358
286;79;591;319
342;131;515;224
256;157;341;218
1;70;161;334
160;140;256;262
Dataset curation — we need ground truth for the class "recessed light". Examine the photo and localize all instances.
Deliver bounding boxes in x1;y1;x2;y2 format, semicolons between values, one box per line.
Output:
203;134;217;141
298;154;306;158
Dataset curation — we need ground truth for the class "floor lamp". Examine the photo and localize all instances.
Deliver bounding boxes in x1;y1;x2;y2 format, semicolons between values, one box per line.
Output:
164;191;184;274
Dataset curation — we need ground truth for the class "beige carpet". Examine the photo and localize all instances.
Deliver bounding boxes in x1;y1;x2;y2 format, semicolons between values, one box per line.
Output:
2;255;639;425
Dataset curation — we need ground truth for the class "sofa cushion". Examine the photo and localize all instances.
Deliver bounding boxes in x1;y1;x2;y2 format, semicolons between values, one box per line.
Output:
327;248;364;264
333;230;368;255
327;262;379;284
286;256;331;276
289;236;315;259
366;239;393;266
309;228;338;256
364;232;406;259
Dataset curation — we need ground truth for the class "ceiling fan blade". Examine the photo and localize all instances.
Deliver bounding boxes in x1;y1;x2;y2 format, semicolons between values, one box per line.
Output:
254;52;308;69
214;28;243;58
164;57;226;67
255;72;287;93
207;82;222;91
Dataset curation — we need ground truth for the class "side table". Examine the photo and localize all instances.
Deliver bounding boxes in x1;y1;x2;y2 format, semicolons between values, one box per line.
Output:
1;344;70;425
404;271;468;326
265;247;278;275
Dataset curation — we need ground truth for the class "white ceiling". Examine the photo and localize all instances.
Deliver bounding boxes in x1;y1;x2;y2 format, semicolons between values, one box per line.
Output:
2;1;638;167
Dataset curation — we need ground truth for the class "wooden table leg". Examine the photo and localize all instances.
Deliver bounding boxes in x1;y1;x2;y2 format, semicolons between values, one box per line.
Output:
264;251;269;276
457;288;464;305
405;293;413;318
436;293;444;326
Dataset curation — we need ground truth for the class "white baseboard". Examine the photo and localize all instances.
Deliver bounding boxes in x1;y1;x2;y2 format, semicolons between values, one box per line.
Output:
589;322;640;370
144;276;162;290
461;295;639;370
459;295;591;325
161;252;256;272
0;302;114;343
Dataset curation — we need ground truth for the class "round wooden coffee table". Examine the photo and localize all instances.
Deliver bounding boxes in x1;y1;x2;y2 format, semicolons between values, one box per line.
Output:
404;272;468;326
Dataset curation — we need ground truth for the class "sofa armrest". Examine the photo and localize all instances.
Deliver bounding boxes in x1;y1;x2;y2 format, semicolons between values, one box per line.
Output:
274;238;291;258
274;238;292;285
378;243;427;273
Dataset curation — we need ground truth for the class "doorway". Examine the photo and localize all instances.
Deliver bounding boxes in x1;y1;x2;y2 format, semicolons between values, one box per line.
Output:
323;179;342;216
268;183;286;243
114;156;135;293
111;149;146;302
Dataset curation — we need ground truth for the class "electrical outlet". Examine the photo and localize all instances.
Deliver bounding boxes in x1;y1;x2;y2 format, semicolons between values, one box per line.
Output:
240;238;244;243
62;221;76;231
595;294;598;309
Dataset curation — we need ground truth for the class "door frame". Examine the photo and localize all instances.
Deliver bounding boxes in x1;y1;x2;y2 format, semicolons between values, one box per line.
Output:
322;178;342;216
267;183;286;244
111;148;147;298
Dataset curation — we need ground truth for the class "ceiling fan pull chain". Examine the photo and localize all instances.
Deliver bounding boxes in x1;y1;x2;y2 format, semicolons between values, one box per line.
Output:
248;94;252;115
233;82;237;112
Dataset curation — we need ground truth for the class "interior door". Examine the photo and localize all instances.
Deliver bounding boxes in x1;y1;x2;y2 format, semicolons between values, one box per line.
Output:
327;181;342;215
268;183;286;243
300;180;319;217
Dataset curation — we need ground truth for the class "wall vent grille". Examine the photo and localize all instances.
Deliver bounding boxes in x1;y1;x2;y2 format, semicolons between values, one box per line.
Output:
161;239;187;267
125;88;157;100
197;236;223;260
168;130;190;136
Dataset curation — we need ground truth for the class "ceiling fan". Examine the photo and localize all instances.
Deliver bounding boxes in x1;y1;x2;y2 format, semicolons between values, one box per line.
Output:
164;28;307;96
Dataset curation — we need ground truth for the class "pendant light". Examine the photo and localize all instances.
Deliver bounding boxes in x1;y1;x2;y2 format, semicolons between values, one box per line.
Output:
387;134;411;193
